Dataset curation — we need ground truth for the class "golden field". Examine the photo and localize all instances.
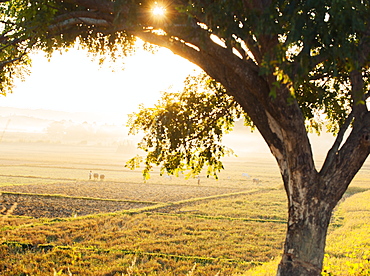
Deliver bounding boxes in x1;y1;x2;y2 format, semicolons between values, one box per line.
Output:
0;142;369;275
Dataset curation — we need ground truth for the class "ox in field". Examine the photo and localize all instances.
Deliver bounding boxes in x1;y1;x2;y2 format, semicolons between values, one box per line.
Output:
252;178;261;184
93;173;99;180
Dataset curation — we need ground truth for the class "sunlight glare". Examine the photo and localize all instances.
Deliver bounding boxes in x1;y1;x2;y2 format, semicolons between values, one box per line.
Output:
152;5;166;16
2;40;199;125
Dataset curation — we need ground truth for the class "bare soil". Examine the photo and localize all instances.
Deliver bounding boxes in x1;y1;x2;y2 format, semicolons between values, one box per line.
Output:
0;181;246;218
0;193;153;218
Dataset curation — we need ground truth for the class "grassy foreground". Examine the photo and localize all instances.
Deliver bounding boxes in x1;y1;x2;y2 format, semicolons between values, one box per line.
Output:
0;189;286;275
0;143;369;275
0;188;369;275
322;190;370;276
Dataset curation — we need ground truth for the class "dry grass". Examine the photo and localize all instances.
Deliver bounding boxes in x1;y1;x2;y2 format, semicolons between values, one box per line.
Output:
322;190;370;275
0;142;369;275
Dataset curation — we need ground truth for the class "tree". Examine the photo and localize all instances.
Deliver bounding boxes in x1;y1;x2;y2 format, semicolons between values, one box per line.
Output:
1;0;370;275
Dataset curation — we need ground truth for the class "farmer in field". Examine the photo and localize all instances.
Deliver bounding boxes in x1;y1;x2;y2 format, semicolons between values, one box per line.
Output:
89;171;92;180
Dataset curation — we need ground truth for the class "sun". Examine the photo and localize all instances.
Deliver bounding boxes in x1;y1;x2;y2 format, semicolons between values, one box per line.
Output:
152;5;166;16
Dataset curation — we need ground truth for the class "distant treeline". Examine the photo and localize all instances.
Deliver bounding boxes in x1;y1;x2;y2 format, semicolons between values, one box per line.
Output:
1;120;137;149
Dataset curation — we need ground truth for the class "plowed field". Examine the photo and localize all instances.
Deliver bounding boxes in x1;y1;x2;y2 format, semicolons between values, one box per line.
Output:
0;181;246;218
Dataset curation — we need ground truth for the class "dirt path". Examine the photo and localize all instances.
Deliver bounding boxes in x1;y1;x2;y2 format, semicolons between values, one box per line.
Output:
0;181;247;218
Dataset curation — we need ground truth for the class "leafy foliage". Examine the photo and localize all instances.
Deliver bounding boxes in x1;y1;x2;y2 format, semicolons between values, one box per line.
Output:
272;0;370;132
177;0;369;133
126;74;245;179
2;0;369;132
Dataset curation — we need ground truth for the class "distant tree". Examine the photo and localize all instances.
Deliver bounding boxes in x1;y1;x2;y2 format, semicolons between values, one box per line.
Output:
1;1;370;275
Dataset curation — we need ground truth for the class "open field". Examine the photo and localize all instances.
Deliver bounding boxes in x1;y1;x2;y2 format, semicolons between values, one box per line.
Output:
0;142;369;275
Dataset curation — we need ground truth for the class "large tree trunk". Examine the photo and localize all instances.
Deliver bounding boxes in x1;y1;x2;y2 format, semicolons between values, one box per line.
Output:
273;116;370;275
277;178;335;275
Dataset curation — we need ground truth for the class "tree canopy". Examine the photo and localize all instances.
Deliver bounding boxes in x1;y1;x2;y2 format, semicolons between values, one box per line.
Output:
126;74;245;179
1;0;370;275
2;0;369;176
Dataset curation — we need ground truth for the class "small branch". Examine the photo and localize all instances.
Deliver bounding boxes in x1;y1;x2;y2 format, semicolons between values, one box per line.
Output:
320;110;354;176
307;73;330;81
0;43;31;69
0;56;22;68
53;10;114;23
48;17;111;33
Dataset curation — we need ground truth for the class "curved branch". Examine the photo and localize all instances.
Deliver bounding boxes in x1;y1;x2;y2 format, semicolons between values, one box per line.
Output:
53;10;114;23
48;17;111;33
320;110;354;176
0;55;24;68
322;110;370;201
137;31;294;170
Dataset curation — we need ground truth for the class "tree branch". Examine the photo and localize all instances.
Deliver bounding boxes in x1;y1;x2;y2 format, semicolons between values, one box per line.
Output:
320;110;354;176
48;17;111;33
53;10;114;23
135;29;286;156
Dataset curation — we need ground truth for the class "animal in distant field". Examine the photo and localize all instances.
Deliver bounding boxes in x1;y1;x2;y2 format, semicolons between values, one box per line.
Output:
242;173;250;178
93;173;99;180
100;174;105;181
252;178;260;184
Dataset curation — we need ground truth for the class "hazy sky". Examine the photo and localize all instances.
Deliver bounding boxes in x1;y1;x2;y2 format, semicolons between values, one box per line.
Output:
0;41;354;161
0;42;199;125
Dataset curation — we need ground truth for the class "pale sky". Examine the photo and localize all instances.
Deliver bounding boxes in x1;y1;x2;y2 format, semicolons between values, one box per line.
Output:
0;41;360;162
0;43;199;125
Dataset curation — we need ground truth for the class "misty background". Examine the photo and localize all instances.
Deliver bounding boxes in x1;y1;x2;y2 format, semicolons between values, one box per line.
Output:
0;47;349;168
0;106;338;163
